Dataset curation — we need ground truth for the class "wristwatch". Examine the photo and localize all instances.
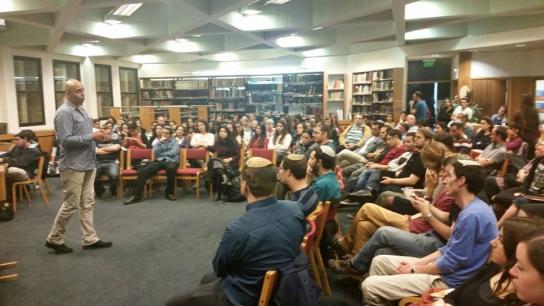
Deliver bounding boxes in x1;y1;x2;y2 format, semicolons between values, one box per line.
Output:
423;211;433;222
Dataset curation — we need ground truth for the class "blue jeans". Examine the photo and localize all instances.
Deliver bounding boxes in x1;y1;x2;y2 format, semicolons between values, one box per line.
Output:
350;226;444;272
95;160;120;191
354;169;382;191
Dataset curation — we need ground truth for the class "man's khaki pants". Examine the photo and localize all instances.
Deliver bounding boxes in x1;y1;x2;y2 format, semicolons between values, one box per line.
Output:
47;168;99;246
362;255;448;306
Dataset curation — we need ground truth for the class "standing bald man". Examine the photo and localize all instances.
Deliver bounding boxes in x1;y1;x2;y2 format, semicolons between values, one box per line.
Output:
45;79;112;254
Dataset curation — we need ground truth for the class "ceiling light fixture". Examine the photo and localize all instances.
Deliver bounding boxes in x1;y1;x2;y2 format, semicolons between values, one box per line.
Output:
104;16;122;25
192;34;202;37
112;3;143;16
175;38;189;43
515;44;526;47
265;0;291;4
241;8;262;16
276;35;304;48
313;27;323;31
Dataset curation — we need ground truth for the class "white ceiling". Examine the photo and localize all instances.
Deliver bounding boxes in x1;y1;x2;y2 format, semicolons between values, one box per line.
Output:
2;0;544;64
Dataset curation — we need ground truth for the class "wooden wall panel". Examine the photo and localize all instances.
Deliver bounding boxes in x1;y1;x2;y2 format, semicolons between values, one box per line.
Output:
393;68;405;122
471;79;507;117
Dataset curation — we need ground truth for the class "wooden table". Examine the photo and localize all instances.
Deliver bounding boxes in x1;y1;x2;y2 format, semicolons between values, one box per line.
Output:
0;163;6;201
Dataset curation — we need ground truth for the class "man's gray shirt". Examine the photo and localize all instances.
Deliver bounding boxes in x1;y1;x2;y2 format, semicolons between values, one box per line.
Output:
55;101;96;171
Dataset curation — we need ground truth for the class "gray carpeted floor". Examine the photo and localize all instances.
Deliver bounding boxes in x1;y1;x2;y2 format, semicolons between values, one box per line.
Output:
0;178;361;306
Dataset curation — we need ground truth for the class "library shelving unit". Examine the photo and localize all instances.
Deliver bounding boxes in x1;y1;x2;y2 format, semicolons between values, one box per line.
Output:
245;75;283;114
282;72;324;116
209;76;246;120
352;68;404;121
174;77;210;106
140;78;176;106
325;73;346;119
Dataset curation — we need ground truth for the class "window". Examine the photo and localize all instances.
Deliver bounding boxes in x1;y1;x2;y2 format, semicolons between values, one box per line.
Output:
95;64;113;118
13;56;45;126
119;67;139;107
53;60;81;109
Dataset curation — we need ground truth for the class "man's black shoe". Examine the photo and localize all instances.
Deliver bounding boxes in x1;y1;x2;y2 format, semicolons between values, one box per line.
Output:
166;194;176;201
95;187;105;198
83;240;112;250
45;241;73;254
124;195;141;205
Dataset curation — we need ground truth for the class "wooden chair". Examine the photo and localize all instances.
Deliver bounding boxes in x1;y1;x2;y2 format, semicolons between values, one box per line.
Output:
12;156;48;213
0;142;14;153
307;201;332;296
248;148;277;165
119;148;153;198
0;261;18;282
258;270;279;306
300;217;319;288
176;148;209;198
498;158;509;177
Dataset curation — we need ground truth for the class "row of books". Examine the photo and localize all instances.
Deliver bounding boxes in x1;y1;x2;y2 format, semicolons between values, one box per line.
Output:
328;79;344;89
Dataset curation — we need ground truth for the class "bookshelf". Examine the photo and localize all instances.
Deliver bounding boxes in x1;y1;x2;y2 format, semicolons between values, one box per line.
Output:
175;77;209;106
246;75;283;114
140;78;176;106
325;73;346;119
352;68;404;121
282;72;324;116
209;76;246;120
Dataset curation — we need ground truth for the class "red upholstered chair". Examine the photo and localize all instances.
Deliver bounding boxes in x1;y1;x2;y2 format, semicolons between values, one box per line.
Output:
176;148;209;198
119;148;153;198
300;217;319;288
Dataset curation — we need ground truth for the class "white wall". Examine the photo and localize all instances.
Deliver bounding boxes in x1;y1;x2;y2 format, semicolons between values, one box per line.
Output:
471;49;544;78
0;47;138;133
346;47;406;73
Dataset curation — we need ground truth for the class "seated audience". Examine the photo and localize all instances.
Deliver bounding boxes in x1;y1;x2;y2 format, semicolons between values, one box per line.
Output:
0;129;41;191
451;98;473;121
124;126;180;204
267;120;292;162
337;122;383;167
509;230;544;305
473;117;493;150
324;116;339;149
506;123;523;154
278;154;319;216
191;120;215;149
293;129;315;158
436;98;453;125
443;217;543;306
360;158;497;305
174;125;190;148
339;113;370;151
149;125;163;147
207;126;240;201
165;157;315;306
247;122;268;151
94;127;122;197
476;126;508;174
491;105;508;126
123;122;147;149
450;122;472;154
307;145;341;202
312;123;336;151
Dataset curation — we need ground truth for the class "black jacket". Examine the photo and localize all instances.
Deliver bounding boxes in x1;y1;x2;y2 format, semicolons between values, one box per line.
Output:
0;145;41;177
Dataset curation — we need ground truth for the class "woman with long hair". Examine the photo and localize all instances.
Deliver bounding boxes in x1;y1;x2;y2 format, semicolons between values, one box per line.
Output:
208;126;240;201
148;124;163;147
514;94;540;159
324;116;340;150
443;217;544;306
291;122;307;150
268;120;292;162
190;120;215;149
175;125;190;148
247;123;268;151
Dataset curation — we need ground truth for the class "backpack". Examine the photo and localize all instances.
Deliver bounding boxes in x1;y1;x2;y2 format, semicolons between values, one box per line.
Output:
0;201;14;222
223;176;246;203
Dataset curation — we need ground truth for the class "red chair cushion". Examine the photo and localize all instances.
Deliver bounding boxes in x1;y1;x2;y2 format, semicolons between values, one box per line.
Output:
130;149;152;160
121;169;138;176
177;168;202;175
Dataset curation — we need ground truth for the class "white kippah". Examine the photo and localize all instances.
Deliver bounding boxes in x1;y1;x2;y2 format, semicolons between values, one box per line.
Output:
320;145;335;158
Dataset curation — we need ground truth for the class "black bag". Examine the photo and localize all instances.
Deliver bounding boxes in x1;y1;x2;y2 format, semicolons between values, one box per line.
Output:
0;201;14;222
224;176;245;203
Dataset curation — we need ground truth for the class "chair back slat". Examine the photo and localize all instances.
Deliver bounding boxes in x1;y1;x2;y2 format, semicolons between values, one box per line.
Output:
129;149;152;160
314;201;331;246
301;218;317;253
258;270;279;306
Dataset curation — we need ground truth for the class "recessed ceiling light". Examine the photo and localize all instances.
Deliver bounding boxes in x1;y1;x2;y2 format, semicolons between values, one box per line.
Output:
302;49;325;57
265;0;290;4
241;8;262;16
192;34;202;38
516;44;526;47
276;35;304;47
112;3;143;16
313;27;323;31
175;38;189;43
214;52;238;62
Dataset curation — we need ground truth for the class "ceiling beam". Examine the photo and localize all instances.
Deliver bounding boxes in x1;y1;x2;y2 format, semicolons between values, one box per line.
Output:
392;0;406;45
47;0;82;52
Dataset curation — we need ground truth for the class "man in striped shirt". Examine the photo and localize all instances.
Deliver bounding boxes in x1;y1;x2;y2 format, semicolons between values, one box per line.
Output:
278;154;319;216
339;113;371;150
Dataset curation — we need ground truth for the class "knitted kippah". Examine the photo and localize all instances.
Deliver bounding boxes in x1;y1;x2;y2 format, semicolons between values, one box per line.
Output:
246;157;273;168
320;145;336;158
285;154;304;161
